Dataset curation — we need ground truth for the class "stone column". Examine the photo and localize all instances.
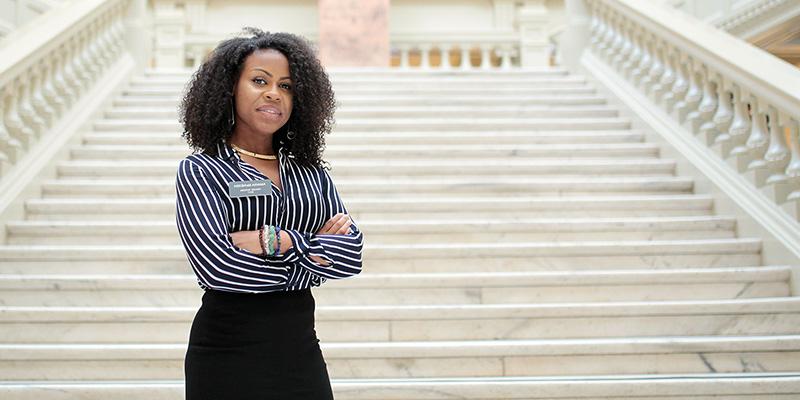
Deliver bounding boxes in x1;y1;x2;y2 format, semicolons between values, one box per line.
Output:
152;0;185;69
124;0;153;71
560;0;590;72
517;0;549;67
317;0;390;67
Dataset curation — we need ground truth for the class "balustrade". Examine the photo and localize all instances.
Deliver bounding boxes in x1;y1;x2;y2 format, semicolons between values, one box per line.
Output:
0;0;129;177
587;0;800;221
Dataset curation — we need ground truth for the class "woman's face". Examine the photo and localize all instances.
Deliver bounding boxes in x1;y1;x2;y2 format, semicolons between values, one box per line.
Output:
232;48;294;137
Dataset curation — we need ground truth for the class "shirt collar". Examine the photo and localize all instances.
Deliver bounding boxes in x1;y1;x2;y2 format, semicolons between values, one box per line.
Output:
215;140;238;163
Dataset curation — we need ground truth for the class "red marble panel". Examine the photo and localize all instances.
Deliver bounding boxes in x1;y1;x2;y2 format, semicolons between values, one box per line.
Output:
318;0;390;67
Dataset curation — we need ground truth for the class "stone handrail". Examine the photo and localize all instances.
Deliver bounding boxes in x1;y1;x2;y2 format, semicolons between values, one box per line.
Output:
181;31;520;70
0;0;65;40
0;0;130;177
587;0;800;220
710;0;793;31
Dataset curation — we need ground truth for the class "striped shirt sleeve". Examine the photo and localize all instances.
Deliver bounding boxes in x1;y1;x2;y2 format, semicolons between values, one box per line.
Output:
175;158;291;292
283;167;364;280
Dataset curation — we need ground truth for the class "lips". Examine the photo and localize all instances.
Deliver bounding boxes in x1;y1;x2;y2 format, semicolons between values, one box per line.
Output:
256;105;281;115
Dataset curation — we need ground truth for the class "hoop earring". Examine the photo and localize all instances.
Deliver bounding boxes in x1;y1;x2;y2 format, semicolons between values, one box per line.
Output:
286;122;296;140
228;99;235;127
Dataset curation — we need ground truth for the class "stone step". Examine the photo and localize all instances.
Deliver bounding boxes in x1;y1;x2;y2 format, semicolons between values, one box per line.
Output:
143;67;571;78
0;239;762;274
0;335;797;379
121;86;598;97
69;143;657;161
129;75;587;87
0;266;788;307
132;79;593;91
114;94;609;107
57;158;675;178
2;373;799;400
83;129;645;146
2;298;798;343
5;216;737;245
40;176;693;198
23;195;717;221
106;105;620;120
92;117;631;132
81;130;644;145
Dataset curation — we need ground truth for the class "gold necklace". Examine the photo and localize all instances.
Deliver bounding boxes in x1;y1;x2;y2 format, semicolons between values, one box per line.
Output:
231;143;277;160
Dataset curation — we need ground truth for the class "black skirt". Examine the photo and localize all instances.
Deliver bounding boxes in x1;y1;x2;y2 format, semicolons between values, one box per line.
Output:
184;288;334;400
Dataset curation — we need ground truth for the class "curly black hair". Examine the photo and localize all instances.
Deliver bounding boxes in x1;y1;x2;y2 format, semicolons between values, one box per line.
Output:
178;27;336;169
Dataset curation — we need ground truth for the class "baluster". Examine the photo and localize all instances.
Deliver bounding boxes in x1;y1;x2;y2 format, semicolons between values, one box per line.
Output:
594;4;610;54
706;73;733;145
610;18;629;70
749;106;790;189
86;20;104;77
61;38;81;106
419;44;432;70
96;14;112;70
607;15;625;64
653;42;672;103
191;46;204;68
38;60;59;128
98;11;115;67
783;118;800;214
16;73;46;141
695;68;720;145
460;44;472;70
4;82;36;149
601;10;618;61
29;69;51;131
714;85;752;158
675;56;701;123
666;51;688;112
81;27;97;84
74;29;92;88
399;45;410;70
588;2;601;50
110;3;125;58
499;46;514;69
440;44;452;70
479;45;492;70
0;93;24;164
51;49;70;116
730;96;768;172
645;37;665;98
621;24;642;78
632;32;652;87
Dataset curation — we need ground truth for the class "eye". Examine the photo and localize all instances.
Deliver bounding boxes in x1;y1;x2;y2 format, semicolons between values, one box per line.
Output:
253;77;266;85
280;83;292;91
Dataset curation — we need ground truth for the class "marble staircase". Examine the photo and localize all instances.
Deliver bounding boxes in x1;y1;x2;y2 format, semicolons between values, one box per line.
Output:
1;68;799;399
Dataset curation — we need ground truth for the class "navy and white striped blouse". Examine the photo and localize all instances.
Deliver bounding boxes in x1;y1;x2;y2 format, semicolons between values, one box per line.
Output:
175;140;365;293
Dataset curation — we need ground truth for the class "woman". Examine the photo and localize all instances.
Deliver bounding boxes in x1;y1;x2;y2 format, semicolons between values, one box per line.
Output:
175;27;364;399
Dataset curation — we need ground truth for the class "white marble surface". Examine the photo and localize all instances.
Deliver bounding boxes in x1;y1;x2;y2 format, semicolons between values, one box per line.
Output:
0;68;797;397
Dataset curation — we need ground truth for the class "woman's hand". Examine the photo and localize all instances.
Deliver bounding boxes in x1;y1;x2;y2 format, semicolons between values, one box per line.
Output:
230;230;263;255
317;213;352;235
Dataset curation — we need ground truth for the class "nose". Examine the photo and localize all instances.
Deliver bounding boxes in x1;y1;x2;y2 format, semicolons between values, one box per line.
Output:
264;84;280;101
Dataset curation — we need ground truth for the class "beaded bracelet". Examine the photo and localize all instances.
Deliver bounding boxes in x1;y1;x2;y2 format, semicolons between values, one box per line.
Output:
267;225;276;255
274;225;282;256
256;225;284;257
258;224;268;256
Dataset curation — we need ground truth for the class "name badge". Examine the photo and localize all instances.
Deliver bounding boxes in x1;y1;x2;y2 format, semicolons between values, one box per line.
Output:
228;179;273;198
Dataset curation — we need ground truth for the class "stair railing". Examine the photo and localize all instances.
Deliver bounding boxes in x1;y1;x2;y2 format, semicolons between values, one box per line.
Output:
0;0;132;177
576;0;800;268
586;0;800;215
0;0;147;242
